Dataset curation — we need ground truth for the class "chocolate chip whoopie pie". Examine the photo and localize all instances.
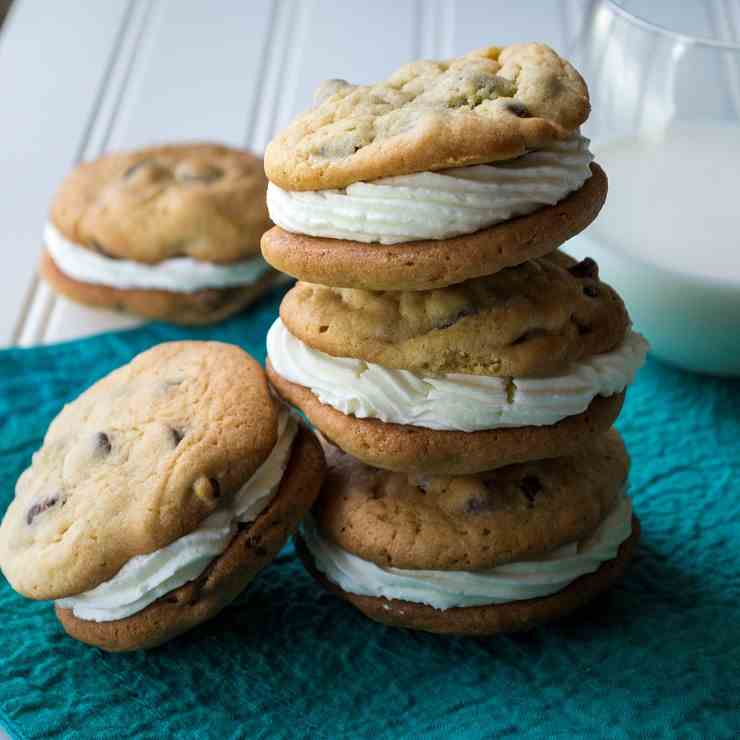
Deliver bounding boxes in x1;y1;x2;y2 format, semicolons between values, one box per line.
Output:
261;43;607;291
296;431;639;635
42;143;280;325
0;342;325;651
267;252;648;474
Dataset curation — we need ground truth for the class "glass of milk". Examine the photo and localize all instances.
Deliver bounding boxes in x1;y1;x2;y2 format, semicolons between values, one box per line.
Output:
567;1;740;376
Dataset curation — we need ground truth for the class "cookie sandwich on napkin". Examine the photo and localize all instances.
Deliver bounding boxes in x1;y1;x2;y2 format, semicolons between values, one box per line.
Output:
298;433;637;635
0;342;325;651
42;143;278;325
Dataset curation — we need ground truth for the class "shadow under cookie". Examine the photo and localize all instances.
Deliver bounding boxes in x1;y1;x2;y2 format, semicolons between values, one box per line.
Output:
261;164;607;292
267;360;625;475
41;250;282;326
55;427;325;652
295;517;640;636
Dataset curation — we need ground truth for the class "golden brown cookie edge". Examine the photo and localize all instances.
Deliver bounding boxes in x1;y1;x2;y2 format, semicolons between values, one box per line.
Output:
267;360;625;474
41;249;282;326
261;164;606;291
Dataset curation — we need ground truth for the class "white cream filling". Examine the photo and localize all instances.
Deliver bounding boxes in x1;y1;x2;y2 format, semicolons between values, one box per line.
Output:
44;222;271;293
302;493;633;610
267;319;648;432
267;134;594;244
56;410;298;622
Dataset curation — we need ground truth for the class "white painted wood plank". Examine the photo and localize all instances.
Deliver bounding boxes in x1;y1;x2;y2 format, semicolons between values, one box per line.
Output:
110;0;274;149
251;0;302;153
43;0;277;344
280;0;418;128
563;0;590;53
450;0;568;54
0;0;131;346
22;0;153;347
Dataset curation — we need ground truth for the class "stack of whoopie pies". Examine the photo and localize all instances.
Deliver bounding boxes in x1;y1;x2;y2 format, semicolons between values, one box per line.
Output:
262;44;649;634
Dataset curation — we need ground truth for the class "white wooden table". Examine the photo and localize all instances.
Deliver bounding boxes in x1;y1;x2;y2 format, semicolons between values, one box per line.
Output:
0;0;595;348
2;0;736;349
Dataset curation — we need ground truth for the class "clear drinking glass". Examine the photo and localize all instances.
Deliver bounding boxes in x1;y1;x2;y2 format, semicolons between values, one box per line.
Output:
567;1;740;376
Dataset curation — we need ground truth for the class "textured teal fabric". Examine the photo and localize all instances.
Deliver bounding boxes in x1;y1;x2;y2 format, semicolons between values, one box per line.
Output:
0;286;738;739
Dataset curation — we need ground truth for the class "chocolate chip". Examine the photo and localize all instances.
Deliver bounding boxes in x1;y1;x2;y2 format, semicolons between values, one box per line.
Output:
415;475;431;493
94;432;111;455
26;494;62;525
465;481;502;514
209;478;221;499
520;475;542;505
506;101;530;118
435;307;477;330
175;164;223;183
123;159;153;178
583;284;598;298
170;428;184;446
568;257;599;280
574;320;592;336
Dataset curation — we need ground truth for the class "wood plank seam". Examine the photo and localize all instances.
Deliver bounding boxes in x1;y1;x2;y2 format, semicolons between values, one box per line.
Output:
12;0;140;346
243;0;280;151
251;0;301;152
33;0;161;346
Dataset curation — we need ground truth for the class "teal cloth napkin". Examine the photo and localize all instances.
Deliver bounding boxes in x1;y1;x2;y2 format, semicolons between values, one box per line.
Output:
0;286;739;739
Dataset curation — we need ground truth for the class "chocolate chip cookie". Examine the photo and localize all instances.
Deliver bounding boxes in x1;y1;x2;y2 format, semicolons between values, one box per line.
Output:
296;432;639;635
265;44;590;191
42;142;278;325
266;253;647;474
0;341;325;651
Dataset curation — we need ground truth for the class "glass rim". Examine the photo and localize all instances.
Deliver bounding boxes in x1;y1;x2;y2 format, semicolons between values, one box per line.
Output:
607;0;740;51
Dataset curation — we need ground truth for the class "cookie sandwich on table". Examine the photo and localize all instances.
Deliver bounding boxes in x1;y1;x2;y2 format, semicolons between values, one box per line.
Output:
262;43;649;634
0;342;325;651
42;143;280;325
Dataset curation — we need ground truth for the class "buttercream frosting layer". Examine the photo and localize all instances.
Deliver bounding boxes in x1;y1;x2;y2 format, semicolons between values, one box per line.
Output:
45;222;271;293
267;134;594;244
267;319;648;432
302;493;633;610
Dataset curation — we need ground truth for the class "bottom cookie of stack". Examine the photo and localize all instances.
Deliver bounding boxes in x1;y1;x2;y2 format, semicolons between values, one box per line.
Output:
296;431;639;636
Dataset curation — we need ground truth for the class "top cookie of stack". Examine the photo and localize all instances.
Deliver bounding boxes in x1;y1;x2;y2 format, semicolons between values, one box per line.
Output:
262;44;606;290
